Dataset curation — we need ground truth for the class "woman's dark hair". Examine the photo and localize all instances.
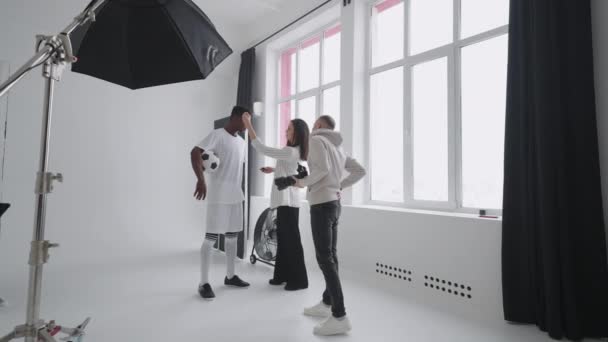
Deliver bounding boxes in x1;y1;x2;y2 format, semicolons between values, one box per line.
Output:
288;119;310;160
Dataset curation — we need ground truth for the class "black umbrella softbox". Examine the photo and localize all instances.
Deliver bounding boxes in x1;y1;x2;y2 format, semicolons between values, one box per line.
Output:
71;0;233;89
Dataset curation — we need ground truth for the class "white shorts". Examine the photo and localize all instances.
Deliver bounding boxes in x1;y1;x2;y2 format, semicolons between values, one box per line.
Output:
205;202;244;234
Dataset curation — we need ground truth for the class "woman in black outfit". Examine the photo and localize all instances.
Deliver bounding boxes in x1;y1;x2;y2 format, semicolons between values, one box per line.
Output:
242;113;310;290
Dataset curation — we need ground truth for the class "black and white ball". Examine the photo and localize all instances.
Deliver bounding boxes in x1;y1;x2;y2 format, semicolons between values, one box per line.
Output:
202;151;220;173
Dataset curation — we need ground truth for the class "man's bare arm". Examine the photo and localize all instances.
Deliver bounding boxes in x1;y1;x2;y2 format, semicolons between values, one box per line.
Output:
191;147;207;200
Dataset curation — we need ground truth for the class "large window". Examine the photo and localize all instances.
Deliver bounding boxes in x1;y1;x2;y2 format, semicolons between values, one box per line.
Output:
277;24;341;146
370;67;404;202
369;0;509;212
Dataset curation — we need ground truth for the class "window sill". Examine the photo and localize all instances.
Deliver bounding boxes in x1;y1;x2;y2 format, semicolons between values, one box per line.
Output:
344;204;503;221
251;195;502;221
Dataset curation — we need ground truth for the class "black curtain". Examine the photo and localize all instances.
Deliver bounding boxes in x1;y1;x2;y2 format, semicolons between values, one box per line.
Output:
236;48;256;243
502;0;608;340
236;48;256;108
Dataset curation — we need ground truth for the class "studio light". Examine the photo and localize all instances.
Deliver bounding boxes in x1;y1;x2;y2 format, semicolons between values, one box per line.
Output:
0;1;232;341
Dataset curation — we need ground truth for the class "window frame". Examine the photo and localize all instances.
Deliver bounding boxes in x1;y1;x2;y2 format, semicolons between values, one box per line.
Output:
276;20;342;144
365;0;508;216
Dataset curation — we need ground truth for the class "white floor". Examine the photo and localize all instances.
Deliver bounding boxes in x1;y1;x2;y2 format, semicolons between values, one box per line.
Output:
0;249;581;342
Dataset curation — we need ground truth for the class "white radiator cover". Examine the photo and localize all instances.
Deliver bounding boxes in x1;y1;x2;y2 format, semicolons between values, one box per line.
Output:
248;195;504;323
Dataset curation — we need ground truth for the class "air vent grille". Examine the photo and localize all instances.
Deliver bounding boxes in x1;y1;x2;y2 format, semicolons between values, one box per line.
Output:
424;275;473;299
375;262;412;282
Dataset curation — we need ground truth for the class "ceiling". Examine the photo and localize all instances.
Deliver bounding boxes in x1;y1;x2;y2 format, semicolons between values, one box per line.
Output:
194;0;331;46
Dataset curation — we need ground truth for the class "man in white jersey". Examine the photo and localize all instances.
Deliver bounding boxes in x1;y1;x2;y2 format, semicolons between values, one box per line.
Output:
190;106;250;299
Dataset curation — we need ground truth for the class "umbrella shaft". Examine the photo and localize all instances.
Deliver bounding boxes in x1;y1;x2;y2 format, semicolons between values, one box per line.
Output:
0;47;53;99
62;0;106;36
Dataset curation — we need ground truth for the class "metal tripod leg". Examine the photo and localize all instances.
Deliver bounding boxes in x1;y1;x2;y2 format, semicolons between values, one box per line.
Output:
0;324;58;342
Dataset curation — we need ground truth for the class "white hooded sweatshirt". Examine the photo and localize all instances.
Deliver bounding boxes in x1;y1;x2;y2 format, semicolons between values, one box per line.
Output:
298;129;366;206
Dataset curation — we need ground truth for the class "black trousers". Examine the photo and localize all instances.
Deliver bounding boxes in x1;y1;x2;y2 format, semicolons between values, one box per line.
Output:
310;200;345;318
273;206;308;288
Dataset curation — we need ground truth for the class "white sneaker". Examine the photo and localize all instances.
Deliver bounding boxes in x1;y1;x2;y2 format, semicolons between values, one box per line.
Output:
303;301;331;317
313;315;352;336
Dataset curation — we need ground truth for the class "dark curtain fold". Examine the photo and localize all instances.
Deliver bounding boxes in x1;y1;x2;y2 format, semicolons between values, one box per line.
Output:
236;48;256;243
236;48;256;108
502;0;608;340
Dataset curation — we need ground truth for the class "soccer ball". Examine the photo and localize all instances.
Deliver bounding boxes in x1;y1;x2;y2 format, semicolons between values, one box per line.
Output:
202;151;220;173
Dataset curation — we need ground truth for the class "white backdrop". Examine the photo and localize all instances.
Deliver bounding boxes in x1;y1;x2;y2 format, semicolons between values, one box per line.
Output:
0;0;248;308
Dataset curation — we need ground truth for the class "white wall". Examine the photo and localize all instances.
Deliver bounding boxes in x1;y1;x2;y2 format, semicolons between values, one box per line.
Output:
249;197;503;322
337;205;503;321
592;0;608;250
0;0;249;301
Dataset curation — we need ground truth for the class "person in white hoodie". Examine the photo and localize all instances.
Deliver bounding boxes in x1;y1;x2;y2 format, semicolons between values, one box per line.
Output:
287;115;366;336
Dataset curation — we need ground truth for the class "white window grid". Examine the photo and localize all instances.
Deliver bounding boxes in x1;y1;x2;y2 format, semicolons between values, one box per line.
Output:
365;0;508;216
276;20;342;143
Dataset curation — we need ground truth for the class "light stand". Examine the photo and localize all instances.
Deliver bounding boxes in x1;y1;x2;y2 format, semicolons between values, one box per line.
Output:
0;204;11;309
0;1;104;341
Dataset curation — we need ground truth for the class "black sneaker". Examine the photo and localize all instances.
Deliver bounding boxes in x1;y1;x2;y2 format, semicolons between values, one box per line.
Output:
269;278;285;286
224;275;250;288
198;283;215;300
